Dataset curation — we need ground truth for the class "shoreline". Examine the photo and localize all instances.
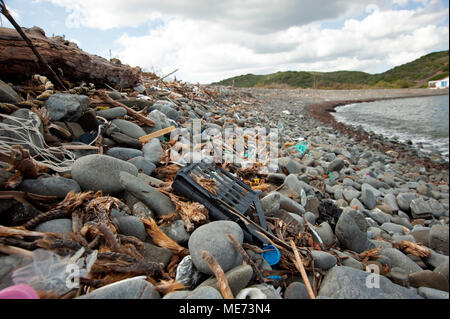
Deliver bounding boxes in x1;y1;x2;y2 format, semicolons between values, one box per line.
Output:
304;90;449;171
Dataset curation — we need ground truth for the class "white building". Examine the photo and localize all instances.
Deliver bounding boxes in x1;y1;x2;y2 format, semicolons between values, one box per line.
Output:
428;76;449;89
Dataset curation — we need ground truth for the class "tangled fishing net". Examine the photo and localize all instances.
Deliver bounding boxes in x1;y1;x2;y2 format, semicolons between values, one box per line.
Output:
0;113;76;172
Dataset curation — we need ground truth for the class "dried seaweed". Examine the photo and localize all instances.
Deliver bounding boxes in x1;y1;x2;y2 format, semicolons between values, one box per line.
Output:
392;240;431;258
141;217;189;256
153;279;186;295
193;175;217;195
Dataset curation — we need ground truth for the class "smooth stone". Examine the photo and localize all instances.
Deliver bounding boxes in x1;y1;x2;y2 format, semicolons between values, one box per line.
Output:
390;215;412;230
429;224;449;256
143;242;173;267
20;176;80;198
318;266;422;299
305;196;320;215
66;122;85;138
392;234;416;242
397;193;417;211
383;193;399;212
335;209;374;253
284;282;309;299
335;199;348;208
152;100;179;121
188;221;243;275
423;249;449;269
106;147;143;161
417;287;449;299
284;174;306;204
132;201;154;219
380;222;405;236
34;218;72;234
142;138;164;164
112;119;147;139
247;284;282;299
235;288;268;299
71;154;138;194
110;132;142;149
116;216;147;241
349;198;365;211
327;158;345;173
186;286;223;299
96;107;127;120
342;256;364;270
361;187;377;210
311;250;337;270
410;197;433;218
0;79;20;103
380;248;422;274
77;276;160;299
343;189;361;203
278;193;306;216
162;291;191;299
261;192;281;217
266;173;286;185
409;270;449;292
304;212;317;225
127;156;156;176
44;93;89;121
410;229;430;246
198;265;253;296
370;240;393;249
428;198;446;218
160;220;190;244
434;259;449;282
386;269;410;287
246;250;272;272
278;157;303;174
119;171;176;217
315;222;334;246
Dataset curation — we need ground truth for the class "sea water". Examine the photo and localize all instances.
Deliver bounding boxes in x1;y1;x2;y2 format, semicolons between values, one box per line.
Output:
333;94;449;160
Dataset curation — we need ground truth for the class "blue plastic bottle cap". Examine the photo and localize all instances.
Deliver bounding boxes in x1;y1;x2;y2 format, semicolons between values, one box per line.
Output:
261;245;281;266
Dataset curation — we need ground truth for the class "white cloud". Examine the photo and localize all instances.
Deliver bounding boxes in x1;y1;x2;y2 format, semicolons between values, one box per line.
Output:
37;0;449;83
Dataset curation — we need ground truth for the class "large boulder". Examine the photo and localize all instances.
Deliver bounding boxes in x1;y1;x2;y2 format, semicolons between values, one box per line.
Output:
335;209;374;253
44;93;89;121
188;221;243;275
71;154;138;194
318;266;422;299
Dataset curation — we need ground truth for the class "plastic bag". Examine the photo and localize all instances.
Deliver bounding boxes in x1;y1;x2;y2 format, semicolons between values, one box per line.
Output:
12;248;97;295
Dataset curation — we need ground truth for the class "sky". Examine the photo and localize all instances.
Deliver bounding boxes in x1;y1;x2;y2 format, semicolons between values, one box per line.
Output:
2;0;449;84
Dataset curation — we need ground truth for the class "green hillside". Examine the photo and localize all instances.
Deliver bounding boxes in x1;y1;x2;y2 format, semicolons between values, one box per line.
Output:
213;50;449;89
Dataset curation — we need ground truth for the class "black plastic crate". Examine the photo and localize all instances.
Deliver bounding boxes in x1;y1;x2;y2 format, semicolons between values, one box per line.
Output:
172;161;272;246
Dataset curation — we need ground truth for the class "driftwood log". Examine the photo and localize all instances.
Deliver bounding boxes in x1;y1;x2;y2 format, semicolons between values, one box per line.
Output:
0;26;141;88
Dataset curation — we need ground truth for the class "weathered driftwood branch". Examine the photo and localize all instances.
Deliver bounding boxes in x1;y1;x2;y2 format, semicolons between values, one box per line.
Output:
0;26;141;88
201;250;234;299
98;90;155;127
289;240;315;299
227;233;265;283
0;2;67;90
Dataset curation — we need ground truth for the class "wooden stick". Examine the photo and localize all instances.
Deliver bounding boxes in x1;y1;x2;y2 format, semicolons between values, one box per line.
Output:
62;145;100;150
98;90;155;127
138;126;176;144
0;225;49;238
289;240;315;299
227;233;265;283
0;3;67;90
201;250;234;299
0;243;34;258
